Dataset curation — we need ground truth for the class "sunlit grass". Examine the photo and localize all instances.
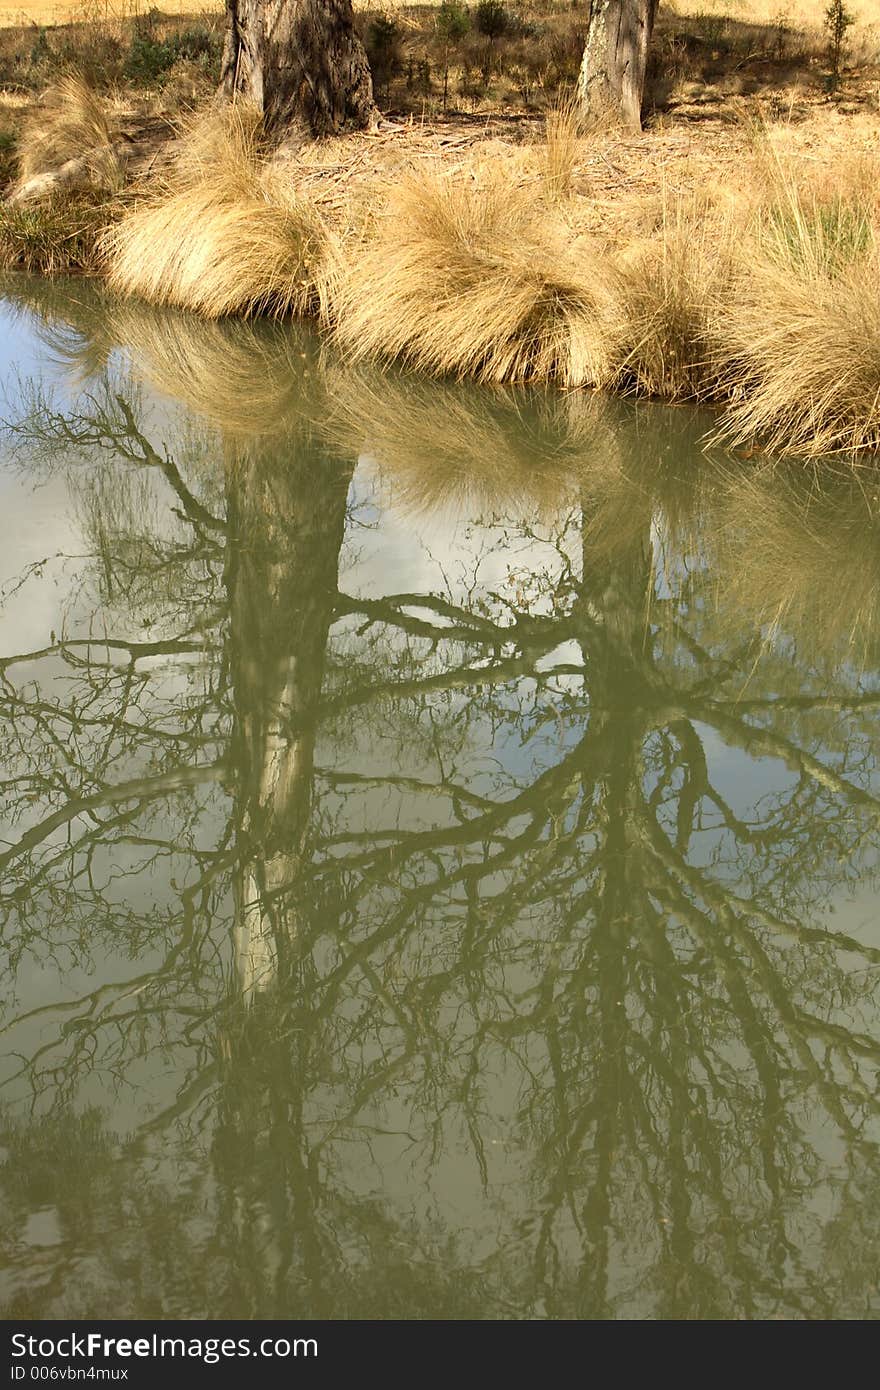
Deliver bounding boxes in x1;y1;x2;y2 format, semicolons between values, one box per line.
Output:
5;68;880;461
104;105;331;319
332;159;613;388
16;74;123;189
714;158;880;456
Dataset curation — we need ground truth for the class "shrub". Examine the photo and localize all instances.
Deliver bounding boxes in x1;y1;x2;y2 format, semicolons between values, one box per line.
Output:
436;2;469;108
123;23;223;85
474;0;509;39
365;15;403;98
824;0;854;85
436;2;470;43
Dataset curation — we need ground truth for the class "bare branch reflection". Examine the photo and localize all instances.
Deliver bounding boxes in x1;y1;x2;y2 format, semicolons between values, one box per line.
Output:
0;284;878;1319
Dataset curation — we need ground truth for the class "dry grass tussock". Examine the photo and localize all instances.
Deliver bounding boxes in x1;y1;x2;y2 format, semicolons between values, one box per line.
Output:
325;136;880;459
326;139;880;458
17;75;123;190
10;78;880;462
715;166;880;456
323;112;751;402
104;105;331;319
719;252;880;456
604;192;741;401
540;100;584;202
333;160;613;389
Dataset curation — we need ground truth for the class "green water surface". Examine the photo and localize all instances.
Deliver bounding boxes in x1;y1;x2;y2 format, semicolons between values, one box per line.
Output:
0;280;878;1320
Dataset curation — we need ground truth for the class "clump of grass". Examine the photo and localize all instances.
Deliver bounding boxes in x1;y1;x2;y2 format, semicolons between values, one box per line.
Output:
16;75;122;190
0;191;119;274
716;171;880;456
608;250;723;401
717;255;880;456
760;171;874;277
541;99;583;199
603;193;740;401
104;106;329;320
333;163;611;387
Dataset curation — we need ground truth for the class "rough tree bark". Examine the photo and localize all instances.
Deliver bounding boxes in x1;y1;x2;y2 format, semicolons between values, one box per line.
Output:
577;0;660;132
219;0;377;140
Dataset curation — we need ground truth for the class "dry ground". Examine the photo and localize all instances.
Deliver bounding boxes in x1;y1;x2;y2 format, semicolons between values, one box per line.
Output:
3;0;880;298
2;0;879;124
0;0;214;25
2;0;880;22
284;104;880;241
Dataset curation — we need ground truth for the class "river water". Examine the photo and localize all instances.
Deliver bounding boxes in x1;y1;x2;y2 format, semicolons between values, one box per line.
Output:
0;278;879;1319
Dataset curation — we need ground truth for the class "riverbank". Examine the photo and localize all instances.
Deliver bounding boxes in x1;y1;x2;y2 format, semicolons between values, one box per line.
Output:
2;2;880;458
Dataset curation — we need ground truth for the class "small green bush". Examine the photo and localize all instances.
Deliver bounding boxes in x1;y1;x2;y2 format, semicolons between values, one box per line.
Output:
825;0;854;83
366;15;403;98
29;27;52;68
474;0;510;40
435;2;469;109
437;2;470;42
123;23;222;85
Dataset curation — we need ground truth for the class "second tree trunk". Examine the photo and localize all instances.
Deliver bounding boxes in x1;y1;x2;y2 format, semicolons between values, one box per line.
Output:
577;0;659;132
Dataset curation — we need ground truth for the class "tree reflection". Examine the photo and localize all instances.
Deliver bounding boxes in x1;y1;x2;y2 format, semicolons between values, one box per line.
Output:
0;286;879;1319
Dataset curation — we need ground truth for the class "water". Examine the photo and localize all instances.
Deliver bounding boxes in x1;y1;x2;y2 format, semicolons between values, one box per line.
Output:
0;277;879;1320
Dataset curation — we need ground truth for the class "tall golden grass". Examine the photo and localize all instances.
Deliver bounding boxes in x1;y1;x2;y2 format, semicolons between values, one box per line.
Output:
714;173;880;456
540;100;584;201
103;105;330;319
332;162;612;388
603;193;739;401
10;78;880;462
17;75;123;189
718;253;880;456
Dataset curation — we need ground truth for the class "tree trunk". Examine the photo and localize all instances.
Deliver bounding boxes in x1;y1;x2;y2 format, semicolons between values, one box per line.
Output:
227;437;354;999
577;0;659;132
219;0;377;140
